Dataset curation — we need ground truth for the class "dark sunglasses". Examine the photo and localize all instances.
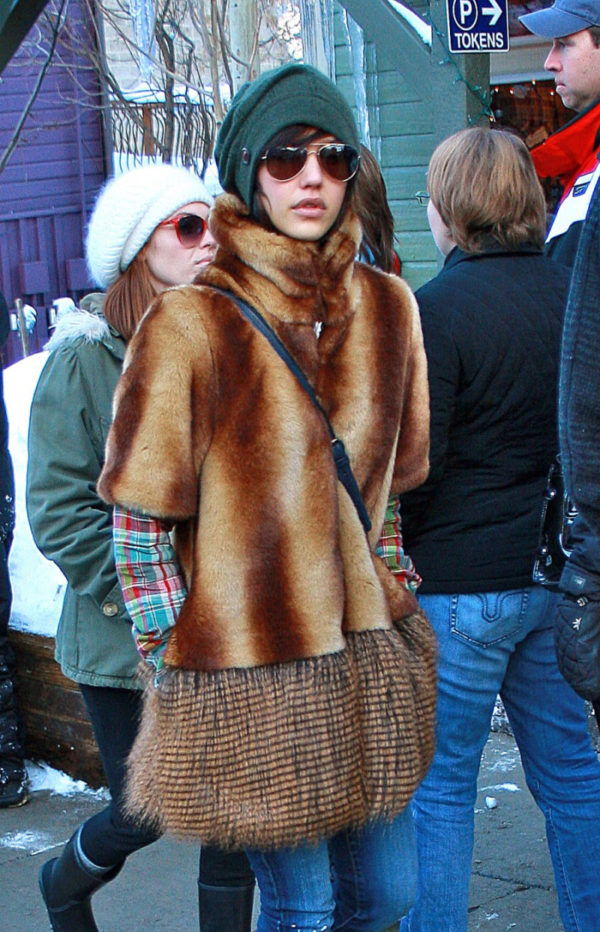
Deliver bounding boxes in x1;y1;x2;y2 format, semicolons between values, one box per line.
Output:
260;143;360;183
158;213;208;246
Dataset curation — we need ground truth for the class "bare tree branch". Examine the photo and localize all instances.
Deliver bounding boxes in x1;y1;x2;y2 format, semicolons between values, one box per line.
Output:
3;0;302;176
0;0;68;174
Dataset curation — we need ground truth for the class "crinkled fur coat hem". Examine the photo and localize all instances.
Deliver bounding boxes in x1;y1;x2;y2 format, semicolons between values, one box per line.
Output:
126;619;436;850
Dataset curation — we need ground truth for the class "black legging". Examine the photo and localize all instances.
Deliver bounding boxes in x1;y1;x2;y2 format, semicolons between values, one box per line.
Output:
78;683;254;885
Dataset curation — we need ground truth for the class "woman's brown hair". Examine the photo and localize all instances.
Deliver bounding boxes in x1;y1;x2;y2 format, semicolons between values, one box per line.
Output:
102;252;157;342
427;127;547;253
352;145;398;273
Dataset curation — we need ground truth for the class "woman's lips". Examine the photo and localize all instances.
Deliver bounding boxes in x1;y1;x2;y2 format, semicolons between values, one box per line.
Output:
293;198;326;217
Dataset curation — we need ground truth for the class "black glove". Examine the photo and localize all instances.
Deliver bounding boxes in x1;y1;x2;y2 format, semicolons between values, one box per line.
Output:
554;562;600;701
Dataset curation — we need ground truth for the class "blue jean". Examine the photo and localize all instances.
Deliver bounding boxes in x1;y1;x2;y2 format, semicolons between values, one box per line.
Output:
401;585;600;932
246;808;416;931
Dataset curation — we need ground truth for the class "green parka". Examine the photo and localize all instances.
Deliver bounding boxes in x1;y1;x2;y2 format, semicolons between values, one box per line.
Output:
26;293;139;687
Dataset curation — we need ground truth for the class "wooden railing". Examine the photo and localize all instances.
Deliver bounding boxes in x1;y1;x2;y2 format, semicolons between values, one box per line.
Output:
110;98;216;177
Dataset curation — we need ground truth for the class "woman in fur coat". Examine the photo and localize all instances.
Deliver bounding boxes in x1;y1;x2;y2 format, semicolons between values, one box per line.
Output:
99;64;436;932
26;163;257;932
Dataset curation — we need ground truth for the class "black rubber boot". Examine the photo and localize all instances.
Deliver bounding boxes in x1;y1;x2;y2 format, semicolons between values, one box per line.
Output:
0;759;28;808
0;647;28;808
198;881;255;931
39;827;123;931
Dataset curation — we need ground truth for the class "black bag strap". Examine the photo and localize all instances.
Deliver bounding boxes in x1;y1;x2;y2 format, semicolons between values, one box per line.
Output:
216;288;371;534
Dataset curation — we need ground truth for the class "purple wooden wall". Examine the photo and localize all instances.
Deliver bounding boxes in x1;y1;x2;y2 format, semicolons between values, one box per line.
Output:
0;0;107;366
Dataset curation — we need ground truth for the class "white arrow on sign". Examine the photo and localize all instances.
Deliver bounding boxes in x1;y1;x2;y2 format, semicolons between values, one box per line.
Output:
482;0;502;26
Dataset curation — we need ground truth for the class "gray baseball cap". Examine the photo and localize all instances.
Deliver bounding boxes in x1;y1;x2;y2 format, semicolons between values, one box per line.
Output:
520;0;600;38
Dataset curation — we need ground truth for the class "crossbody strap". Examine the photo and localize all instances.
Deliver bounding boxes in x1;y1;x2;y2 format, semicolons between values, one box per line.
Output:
215;288;372;534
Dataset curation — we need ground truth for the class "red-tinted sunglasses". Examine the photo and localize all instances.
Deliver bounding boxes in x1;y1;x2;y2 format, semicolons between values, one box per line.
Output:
158;213;208;246
260;143;360;183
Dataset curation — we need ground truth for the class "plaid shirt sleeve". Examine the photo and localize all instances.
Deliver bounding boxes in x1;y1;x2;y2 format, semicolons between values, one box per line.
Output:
375;494;422;593
113;505;187;672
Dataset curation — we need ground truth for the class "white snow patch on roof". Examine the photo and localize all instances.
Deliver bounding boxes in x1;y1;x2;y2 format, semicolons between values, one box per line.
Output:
386;0;432;45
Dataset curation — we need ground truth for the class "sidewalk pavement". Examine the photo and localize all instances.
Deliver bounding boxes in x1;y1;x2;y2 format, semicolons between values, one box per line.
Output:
2;724;595;931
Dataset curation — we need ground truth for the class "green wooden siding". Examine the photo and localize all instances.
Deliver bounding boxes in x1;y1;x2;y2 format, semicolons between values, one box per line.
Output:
334;0;489;291
334;8;436;288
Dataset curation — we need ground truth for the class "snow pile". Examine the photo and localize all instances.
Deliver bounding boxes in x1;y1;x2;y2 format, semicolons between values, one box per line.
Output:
0;829;55;853
27;759;108;799
0;763;108;854
4;352;66;637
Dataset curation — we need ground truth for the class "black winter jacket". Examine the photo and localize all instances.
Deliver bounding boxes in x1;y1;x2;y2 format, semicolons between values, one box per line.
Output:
401;243;570;594
0;294;15;544
559;180;600;587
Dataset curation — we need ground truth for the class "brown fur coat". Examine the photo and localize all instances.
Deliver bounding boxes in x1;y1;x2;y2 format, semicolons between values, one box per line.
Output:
98;193;436;849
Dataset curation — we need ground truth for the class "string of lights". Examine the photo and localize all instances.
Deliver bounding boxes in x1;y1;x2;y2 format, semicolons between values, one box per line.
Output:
430;18;495;124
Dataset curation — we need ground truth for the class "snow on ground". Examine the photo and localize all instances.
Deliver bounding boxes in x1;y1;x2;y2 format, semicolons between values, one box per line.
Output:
480;782;520;793
0;761;107;854
4;352;65;637
0;762;107;854
0;829;55;854
26;760;108;799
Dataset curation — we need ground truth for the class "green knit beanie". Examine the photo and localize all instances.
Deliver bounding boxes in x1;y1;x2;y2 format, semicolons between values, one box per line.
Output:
215;62;359;209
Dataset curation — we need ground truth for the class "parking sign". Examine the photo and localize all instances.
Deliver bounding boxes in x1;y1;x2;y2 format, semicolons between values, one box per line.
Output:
446;0;509;53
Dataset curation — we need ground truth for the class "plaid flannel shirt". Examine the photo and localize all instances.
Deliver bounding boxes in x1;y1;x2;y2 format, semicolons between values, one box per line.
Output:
375;494;421;593
113;505;186;672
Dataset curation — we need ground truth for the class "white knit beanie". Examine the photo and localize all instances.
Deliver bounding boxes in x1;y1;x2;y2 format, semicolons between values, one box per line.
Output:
86;163;213;289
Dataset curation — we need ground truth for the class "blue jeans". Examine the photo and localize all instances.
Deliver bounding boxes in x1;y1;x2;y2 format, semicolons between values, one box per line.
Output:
401;586;600;932
246;808;416;931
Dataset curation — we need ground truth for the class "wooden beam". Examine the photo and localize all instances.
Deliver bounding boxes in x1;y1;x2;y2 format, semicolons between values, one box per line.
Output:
337;0;429;96
337;0;490;136
0;0;51;75
11;631;105;787
429;0;490;137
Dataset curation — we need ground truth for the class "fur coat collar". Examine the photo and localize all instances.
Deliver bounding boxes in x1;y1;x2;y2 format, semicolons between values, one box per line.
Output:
202;192;360;322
